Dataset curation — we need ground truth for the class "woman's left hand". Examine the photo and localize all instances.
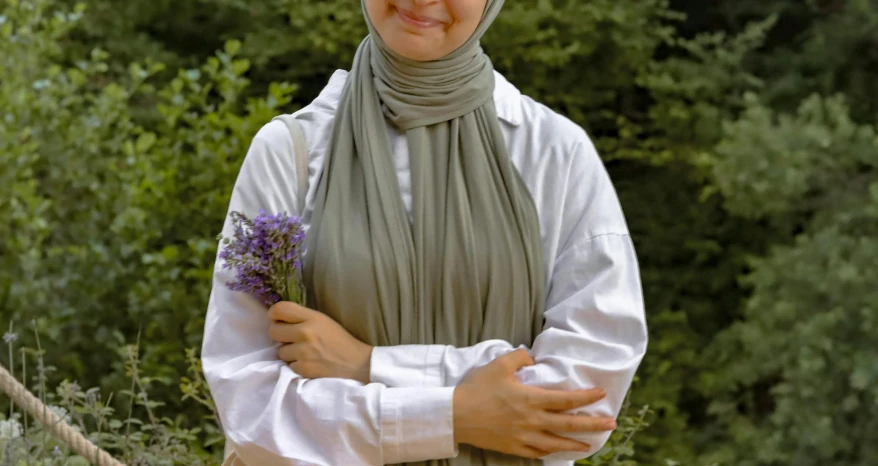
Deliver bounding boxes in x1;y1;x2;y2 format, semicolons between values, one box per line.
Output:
267;301;373;384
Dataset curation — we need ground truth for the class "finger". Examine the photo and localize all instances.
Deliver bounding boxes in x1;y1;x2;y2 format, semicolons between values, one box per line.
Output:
493;349;536;375
540;412;617;433
532;387;607;412
510;445;550;460
268;322;304;343
267;301;311;323
288;360;304;376
277;343;300;363
524;431;591;455
288;360;320;379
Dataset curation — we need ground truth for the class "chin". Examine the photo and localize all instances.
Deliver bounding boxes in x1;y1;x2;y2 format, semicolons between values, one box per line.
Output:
386;36;447;62
395;47;444;62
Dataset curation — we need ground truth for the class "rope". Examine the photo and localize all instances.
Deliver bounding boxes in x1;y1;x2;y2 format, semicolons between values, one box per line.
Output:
0;361;126;466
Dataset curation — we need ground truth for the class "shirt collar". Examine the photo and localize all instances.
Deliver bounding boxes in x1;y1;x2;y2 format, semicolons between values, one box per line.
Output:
319;69;523;126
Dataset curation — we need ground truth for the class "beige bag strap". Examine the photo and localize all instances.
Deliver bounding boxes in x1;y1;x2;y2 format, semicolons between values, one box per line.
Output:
273;115;309;214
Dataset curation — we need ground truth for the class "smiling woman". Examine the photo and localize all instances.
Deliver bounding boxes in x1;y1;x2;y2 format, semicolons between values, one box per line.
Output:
365;0;489;61
202;0;647;465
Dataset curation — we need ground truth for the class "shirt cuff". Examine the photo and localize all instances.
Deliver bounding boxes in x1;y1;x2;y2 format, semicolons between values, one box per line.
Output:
380;386;458;464
371;344;446;388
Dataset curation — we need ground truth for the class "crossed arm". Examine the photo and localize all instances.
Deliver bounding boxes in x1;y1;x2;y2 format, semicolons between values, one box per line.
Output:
201;131;648;466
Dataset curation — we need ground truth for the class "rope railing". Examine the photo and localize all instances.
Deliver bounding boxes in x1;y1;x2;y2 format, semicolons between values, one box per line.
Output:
0;361;126;466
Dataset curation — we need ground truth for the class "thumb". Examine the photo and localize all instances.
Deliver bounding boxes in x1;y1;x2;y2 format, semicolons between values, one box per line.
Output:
267;301;312;323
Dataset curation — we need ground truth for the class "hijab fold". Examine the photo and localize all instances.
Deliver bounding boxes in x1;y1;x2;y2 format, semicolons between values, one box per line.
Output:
304;2;545;463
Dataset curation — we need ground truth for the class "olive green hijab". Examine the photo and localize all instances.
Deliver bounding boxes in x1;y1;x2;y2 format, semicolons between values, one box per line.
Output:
304;1;545;463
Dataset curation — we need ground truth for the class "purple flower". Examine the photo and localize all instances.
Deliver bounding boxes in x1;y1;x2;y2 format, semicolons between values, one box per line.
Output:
217;210;307;307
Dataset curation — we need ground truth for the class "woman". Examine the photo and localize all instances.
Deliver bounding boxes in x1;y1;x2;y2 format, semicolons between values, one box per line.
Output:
201;0;648;465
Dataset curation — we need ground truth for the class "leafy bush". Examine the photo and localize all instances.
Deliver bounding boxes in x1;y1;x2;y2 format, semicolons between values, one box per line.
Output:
0;0;294;411
699;94;878;466
0;324;222;465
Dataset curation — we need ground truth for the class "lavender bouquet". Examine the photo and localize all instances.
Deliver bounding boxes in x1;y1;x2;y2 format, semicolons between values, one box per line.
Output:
217;210;307;307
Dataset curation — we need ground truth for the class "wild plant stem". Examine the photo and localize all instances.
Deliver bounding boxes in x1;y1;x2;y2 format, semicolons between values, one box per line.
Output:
32;322;47;410
124;347;136;463
610;403;650;464
3;440;11;466
32;321;49;463
7;321;13;421
19;348;28;449
130;330;156;426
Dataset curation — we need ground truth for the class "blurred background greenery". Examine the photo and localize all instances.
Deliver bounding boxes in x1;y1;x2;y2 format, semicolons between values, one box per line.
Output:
1;0;876;464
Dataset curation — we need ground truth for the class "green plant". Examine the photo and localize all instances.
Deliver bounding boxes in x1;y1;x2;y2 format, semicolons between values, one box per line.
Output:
0;0;295;415
1;322;223;465
578;398;652;466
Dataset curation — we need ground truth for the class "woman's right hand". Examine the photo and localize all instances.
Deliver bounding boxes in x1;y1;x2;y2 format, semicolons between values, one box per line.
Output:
452;349;616;459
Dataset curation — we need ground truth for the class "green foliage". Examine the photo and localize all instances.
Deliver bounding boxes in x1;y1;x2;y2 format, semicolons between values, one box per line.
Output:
710;94;877;220
700;94;878;465
485;0;676;130
636;16;773;163
607;16;780;463
579;400;654;466
676;0;878;123
0;0;296;408
1;325;222;465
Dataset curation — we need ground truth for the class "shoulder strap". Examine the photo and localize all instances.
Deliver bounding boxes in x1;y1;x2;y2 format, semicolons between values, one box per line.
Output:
272;115;309;214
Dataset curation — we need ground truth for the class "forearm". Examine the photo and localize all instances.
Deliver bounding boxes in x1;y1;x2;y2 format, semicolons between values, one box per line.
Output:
370;339;521;387
204;284;458;465
370;234;648;460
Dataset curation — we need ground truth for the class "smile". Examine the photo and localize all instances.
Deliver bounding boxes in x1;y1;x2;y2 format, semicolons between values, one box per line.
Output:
394;6;444;29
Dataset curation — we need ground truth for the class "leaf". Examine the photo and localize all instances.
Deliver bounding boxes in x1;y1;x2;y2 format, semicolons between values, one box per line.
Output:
231;58;250;76
851;366;871;391
224;39;242;56
135;132;157;153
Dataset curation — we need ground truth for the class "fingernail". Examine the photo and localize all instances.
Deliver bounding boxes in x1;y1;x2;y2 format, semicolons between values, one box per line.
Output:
605;419;617;430
580;444;591;452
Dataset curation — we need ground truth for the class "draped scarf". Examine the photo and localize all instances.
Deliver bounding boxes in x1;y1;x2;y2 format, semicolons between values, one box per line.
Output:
304;1;545;463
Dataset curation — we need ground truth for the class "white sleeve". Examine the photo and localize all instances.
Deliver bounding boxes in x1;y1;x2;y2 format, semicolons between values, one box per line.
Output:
369;138;648;461
202;125;457;466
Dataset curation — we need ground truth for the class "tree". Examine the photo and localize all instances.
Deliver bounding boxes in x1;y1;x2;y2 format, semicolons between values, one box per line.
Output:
700;94;878;465
0;0;296;415
673;0;878;123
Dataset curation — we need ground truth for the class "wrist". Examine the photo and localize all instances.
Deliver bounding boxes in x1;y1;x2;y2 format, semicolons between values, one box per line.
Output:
358;344;373;384
452;385;471;446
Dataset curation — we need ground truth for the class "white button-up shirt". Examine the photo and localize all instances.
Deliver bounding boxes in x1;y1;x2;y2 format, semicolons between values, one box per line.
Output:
202;69;648;466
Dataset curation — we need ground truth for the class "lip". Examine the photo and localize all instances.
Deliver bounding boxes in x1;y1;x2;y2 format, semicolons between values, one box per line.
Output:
394;6;445;29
